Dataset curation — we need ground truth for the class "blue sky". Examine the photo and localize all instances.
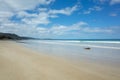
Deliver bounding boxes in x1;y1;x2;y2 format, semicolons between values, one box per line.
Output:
0;0;120;39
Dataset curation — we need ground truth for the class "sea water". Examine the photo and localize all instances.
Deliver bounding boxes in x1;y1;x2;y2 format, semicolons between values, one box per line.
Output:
18;39;120;68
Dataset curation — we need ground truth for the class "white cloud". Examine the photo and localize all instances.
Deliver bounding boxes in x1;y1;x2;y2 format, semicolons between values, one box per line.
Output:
94;6;102;11
22;12;50;25
0;0;55;28
93;0;120;5
83;27;113;33
0;0;81;37
48;22;111;35
48;22;116;35
38;8;48;12
0;0;54;11
14;4;79;26
17;11;38;18
28;21;86;36
0;22;40;37
83;6;102;14
110;13;118;16
0;0;119;38
37;27;49;34
49;22;87;35
110;0;120;5
49;5;78;15
99;0;107;3
94;0;109;4
0;19;119;38
0;11;13;18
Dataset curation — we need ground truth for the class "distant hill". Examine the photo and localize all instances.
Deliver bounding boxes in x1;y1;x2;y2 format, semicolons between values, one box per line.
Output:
0;33;34;40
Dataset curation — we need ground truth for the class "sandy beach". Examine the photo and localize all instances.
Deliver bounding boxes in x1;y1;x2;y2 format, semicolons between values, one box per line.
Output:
0;41;120;80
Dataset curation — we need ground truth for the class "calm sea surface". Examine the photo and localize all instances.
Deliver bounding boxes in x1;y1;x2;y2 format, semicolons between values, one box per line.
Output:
18;39;120;68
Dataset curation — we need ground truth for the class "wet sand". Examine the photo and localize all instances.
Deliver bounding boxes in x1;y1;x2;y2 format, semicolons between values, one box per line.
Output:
0;41;120;80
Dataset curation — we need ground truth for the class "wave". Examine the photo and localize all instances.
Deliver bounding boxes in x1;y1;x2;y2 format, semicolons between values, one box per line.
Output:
24;39;120;44
36;40;120;44
35;41;120;50
80;41;120;44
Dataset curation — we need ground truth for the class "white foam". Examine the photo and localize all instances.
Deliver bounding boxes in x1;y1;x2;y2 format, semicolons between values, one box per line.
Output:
81;41;120;44
41;40;120;44
36;41;120;50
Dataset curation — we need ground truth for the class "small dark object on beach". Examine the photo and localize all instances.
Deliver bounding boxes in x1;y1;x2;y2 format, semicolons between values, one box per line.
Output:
84;47;91;50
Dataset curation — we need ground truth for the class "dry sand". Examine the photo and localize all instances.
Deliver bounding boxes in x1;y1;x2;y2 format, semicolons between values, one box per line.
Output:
0;41;120;80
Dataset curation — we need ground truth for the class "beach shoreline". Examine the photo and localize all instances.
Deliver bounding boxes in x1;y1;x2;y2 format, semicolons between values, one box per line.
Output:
0;41;120;80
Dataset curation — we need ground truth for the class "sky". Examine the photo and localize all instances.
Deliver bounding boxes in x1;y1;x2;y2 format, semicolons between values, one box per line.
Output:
0;0;120;39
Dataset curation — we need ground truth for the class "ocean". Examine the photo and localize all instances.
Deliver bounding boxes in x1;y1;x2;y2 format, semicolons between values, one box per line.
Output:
18;39;120;68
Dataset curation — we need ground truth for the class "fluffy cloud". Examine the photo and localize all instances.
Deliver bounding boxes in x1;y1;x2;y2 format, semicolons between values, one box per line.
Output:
36;21;117;36
49;22;87;35
83;6;102;14
0;0;119;38
110;13;118;16
12;4;79;25
0;0;81;38
49;22;116;35
83;27;113;33
21;12;50;25
0;0;55;27
0;0;54;11
110;0;120;5
0;12;13;18
0;19;119;38
49;5;78;15
0;0;53;36
99;0;107;3
93;0;120;5
92;0;108;4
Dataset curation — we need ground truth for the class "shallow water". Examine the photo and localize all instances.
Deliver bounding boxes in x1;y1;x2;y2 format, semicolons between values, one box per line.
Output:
19;40;120;68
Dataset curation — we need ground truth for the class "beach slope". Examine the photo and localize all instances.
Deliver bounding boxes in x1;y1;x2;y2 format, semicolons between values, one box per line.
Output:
0;41;83;80
0;41;119;80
